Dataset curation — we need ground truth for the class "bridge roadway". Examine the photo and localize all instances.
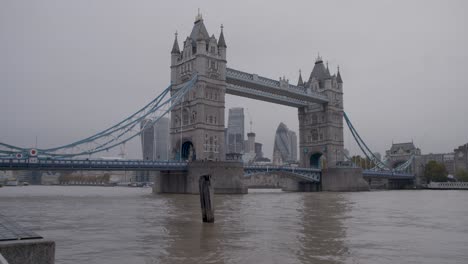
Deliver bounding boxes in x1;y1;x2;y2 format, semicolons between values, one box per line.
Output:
226;68;329;107
0;158;323;182
362;170;414;180
0;158;414;181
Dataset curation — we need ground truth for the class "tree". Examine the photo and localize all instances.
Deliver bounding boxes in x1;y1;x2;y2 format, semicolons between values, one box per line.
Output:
102;173;110;184
424;160;448;182
455;169;468;182
350;155;376;169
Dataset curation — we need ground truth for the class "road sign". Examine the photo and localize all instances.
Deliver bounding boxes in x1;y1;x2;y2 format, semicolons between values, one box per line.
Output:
29;149;38;157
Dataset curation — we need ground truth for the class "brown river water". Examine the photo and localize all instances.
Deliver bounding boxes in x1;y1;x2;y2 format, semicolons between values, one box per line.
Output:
1;186;467;264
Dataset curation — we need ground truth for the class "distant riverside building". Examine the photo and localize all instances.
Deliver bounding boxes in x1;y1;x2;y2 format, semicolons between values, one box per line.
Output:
140;117;169;161
255;142;263;159
454;143;468;172
385;142;421;169
273;123;298;165
415;153;455;176
245;132;256;154
243;132;256;164
226;108;245;154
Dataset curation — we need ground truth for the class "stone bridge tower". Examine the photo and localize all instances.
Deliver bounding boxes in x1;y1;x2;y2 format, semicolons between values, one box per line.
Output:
298;56;344;168
169;14;227;161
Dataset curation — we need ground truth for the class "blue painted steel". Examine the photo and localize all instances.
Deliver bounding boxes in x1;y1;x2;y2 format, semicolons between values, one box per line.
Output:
0;159;321;182
0;158;188;171
362;170;414;179
344;112;415;173
0;74;199;158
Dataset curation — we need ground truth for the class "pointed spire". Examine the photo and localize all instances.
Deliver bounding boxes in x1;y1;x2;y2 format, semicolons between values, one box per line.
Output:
337;65;343;83
218;24;227;48
297;69;304;86
195;8;203;23
315;52;323;64
171;31;180;54
326;61;331;76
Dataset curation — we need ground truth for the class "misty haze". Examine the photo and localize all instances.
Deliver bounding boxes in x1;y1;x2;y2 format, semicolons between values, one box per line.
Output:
1;1;468;264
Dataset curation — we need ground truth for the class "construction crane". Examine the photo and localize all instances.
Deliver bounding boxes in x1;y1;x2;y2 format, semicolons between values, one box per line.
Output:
246;108;253;133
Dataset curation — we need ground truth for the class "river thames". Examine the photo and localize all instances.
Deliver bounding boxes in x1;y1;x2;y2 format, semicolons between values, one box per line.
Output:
1;186;467;264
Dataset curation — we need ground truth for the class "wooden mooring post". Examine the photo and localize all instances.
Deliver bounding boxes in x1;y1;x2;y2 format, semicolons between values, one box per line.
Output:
199;174;214;223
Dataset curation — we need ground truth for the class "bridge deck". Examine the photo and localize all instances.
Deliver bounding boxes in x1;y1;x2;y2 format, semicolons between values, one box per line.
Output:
362;170;414;179
226;68;329;107
0;159;188;171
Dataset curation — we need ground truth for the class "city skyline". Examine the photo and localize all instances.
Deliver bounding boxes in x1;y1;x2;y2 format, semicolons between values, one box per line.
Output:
1;1;467;160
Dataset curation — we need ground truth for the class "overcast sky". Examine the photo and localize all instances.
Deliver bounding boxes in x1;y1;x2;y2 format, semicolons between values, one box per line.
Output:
1;0;467;159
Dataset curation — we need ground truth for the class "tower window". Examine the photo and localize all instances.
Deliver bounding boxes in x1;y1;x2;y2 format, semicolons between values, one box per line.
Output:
312;114;317;124
182;109;189;126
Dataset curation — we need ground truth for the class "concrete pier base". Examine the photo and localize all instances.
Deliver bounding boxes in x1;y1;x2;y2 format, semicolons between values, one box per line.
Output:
0;239;55;264
154;161;247;194
243;172;320;192
321;168;370;192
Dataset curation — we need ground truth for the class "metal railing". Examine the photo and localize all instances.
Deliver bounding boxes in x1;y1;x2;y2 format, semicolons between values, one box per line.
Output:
0;158;188;171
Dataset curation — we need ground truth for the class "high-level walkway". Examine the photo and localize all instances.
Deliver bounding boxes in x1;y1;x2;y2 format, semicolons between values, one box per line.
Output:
226;68;329;107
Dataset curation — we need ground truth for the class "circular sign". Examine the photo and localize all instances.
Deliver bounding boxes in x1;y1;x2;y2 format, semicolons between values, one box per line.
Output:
16;153;23;159
29;149;38;157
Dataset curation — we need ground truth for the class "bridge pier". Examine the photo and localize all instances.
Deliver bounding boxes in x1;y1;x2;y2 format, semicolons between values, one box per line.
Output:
321;168;369;192
243;172;321;192
154;161;247;194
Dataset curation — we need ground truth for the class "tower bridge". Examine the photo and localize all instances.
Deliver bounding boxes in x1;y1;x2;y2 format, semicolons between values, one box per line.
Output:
0;14;415;192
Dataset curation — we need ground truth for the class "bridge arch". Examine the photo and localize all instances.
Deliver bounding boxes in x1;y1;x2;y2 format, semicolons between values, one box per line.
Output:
310;152;324;169
181;141;195;161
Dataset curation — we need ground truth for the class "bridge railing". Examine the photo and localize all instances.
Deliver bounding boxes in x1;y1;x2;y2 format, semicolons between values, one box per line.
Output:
0;158;188;169
244;165;321;172
362;170;414;179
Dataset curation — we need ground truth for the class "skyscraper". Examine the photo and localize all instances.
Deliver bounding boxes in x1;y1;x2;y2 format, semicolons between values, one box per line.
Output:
141;119;155;160
288;130;298;161
227;108;245;154
140;117;170;161
273;123;298;165
154;117;170;160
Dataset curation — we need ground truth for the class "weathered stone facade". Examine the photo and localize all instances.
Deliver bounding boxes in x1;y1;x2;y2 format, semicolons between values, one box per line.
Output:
385;142;421;169
299;57;344;168
170;15;227;161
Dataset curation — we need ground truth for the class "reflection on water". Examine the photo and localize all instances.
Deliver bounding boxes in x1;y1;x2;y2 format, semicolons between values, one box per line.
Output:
1;186;468;264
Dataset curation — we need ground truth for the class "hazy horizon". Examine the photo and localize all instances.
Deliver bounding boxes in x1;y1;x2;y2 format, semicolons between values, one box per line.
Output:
1;0;467;160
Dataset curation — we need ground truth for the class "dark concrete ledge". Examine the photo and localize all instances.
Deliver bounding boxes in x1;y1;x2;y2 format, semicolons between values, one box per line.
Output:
0;239;55;264
322;168;370;192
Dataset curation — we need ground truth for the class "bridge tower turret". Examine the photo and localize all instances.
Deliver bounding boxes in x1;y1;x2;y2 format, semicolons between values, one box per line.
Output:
169;14;227;161
299;56;344;168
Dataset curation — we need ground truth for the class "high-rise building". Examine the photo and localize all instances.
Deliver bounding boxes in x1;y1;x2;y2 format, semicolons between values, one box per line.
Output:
139;117;169;183
140;117;170;161
273;123;298;165
288;130;298;161
227;108;245;154
255;142;263;159
141;119;155;160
